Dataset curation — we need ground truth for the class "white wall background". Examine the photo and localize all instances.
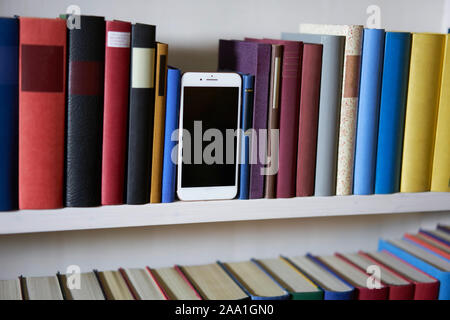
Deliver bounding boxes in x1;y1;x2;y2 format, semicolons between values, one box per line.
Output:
0;0;448;280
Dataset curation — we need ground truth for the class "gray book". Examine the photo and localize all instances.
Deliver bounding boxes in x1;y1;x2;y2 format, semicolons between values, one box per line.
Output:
282;33;345;196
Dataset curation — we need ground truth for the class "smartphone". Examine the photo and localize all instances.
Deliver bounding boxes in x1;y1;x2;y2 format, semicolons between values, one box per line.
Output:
177;72;242;201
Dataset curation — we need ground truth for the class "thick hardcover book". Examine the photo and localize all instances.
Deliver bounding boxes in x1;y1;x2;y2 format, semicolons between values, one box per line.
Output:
419;229;450;246
238;74;255;200
404;233;450;260
218;261;290;300
65;15;105;207
378;239;450;300
286;255;354;300
353;29;385;195
102;20;131;205
296;43;323;196
150;266;202;300
375;32;412;194
218;40;271;199
401;34;445;192
431;34;450;192
126;23;156;204
281;33;345;196
161;67;181;203
0;18;19;211
300;24;363;196
336;252;414;300
19;17;66;209
119;268;166;300
150;43;168;203
364;250;439;300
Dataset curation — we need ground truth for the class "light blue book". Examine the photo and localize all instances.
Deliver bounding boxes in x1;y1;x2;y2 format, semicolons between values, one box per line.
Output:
353;28;385;195
374;32;411;194
379;238;450;300
161;67;181;203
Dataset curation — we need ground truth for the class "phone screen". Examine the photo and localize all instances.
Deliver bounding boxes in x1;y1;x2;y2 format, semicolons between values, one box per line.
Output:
181;86;239;188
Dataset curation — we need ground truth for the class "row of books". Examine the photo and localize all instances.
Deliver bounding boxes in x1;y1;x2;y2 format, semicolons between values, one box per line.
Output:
1;16;450;211
1;224;448;300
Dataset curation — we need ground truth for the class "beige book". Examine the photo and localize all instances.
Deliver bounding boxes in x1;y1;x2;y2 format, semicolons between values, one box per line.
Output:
60;272;104;300
23;275;63;300
97;270;134;300
121;268;166;300
181;263;247;300
152;267;200;300
223;261;287;298
0;279;22;300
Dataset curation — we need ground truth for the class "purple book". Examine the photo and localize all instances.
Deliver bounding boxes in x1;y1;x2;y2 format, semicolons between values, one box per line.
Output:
218;40;271;199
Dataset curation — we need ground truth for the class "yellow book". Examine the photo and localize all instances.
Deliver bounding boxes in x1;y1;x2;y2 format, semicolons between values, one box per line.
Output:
431;34;450;192
400;33;445;192
150;43;168;203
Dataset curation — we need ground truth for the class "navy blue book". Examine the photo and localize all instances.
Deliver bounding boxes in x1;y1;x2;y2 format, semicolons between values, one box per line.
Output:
238;74;254;199
374;32;411;194
161;67;181;203
0;17;19;211
353;28;385;195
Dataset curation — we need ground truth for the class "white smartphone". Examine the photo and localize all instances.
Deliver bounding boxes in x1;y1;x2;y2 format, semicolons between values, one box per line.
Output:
177;72;242;201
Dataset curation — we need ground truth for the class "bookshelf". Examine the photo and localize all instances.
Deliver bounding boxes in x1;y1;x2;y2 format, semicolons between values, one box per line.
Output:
0;0;448;282
0;193;449;235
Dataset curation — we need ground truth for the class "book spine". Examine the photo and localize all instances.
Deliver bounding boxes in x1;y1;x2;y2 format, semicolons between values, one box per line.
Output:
126;23;156;204
161;67;181;203
276;43;303;198
375;32;411;194
400;34;446;192
0;18;19;211
353;28;385;195
101;20;131;205
431;34;450;192
238;75;255;200
296;43;322;196
65;15;105;207
150;43;168;203
19;17;66;209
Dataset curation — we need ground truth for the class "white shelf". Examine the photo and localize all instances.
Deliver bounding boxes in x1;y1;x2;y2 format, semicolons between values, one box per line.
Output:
0;192;448;235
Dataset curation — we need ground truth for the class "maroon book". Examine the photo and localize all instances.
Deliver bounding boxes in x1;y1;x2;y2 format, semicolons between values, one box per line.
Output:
296;44;323;196
102;21;131;205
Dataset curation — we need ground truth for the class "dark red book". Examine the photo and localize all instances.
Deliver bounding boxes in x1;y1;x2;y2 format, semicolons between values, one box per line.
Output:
19;17;66;209
264;39;303;199
102;21;131;205
296;44;323;196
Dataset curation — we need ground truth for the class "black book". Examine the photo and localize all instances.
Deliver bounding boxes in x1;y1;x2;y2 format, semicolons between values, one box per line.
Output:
126;23;157;204
65;15;105;207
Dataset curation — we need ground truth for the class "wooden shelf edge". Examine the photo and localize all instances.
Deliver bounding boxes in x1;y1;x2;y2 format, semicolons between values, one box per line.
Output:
0;192;448;235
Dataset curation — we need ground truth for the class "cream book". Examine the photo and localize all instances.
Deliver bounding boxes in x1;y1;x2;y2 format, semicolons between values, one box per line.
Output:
120;268;166;300
22;275;63;300
220;260;289;299
151;266;201;300
0;279;22;300
181;263;248;300
97;270;134;300
401;33;446;192
299;23;363;195
59;272;104;300
431;34;450;192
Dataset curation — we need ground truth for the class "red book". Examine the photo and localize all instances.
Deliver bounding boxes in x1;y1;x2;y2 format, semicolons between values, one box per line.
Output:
19;17;66;209
102;21;131;205
296;44;323;196
362;250;439;300
263;39;303;198
404;233;450;260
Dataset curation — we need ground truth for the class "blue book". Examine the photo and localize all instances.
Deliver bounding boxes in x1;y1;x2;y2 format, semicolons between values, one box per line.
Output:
0;17;19;211
378;239;450;300
217;260;290;300
238;74;254;199
353;28;385;195
286;255;355;300
161;67;181;203
374;32;411;194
